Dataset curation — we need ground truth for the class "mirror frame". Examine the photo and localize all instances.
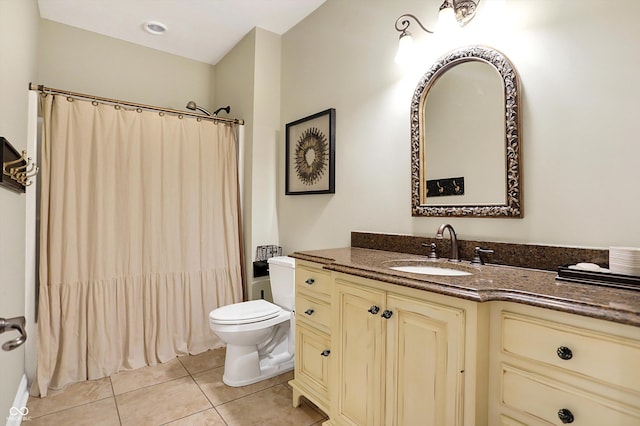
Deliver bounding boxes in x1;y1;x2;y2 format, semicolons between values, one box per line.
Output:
411;45;522;217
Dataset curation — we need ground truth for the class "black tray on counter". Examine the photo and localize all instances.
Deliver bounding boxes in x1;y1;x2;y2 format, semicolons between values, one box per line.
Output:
556;265;640;291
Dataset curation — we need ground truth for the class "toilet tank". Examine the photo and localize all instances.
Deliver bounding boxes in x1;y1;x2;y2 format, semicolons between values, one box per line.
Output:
267;256;295;310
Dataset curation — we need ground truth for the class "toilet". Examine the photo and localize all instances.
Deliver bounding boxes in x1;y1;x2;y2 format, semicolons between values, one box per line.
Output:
209;255;295;387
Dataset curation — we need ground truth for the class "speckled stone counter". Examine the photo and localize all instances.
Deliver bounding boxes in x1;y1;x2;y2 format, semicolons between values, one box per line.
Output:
351;231;610;271
291;247;640;327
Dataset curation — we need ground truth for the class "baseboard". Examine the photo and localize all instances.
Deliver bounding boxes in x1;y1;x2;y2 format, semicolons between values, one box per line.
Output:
6;374;29;426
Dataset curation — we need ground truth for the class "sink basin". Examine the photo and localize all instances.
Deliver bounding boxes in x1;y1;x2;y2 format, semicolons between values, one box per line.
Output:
383;260;475;276
389;265;473;276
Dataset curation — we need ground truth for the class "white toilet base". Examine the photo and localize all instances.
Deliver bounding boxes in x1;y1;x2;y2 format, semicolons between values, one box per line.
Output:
222;344;294;387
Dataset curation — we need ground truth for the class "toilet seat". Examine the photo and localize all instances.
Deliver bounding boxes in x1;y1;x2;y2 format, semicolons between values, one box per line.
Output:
209;299;283;325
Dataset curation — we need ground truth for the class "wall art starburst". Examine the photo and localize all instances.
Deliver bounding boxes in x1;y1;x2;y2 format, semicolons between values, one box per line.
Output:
285;108;335;195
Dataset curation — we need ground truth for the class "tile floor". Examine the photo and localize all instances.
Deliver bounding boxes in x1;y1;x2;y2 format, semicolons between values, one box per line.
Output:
26;347;328;425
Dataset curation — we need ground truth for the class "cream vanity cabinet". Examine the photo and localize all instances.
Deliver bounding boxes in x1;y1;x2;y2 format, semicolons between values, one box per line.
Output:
489;302;640;425
327;272;488;426
290;260;333;414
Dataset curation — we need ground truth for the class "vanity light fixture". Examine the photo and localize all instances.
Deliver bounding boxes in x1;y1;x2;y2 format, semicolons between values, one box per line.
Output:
143;21;168;35
394;0;480;63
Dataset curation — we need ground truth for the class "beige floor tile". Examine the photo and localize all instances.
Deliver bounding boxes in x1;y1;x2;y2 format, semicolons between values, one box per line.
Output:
27;397;120;426
163;408;226;425
193;366;294;406
110;358;188;395
178;347;226;374
216;384;324;426
26;377;113;418
116;376;211;426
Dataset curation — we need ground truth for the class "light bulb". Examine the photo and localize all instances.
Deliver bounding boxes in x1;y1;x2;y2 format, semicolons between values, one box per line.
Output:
395;34;415;65
436;6;458;35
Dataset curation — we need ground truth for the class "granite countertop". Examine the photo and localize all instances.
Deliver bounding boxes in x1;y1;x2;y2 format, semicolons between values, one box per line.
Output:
291;247;640;327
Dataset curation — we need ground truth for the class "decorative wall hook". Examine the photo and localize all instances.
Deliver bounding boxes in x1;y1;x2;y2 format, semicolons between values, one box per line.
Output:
1;137;39;193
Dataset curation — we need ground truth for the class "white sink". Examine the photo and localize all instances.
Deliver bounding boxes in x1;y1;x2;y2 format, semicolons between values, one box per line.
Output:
389;265;473;276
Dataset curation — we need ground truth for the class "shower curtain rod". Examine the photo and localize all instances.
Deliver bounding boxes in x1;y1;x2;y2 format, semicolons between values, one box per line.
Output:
29;83;245;125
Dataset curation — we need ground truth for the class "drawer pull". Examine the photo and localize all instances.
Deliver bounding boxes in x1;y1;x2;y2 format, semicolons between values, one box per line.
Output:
305;278;315;285
381;310;393;319
368;306;380;315
557;408;574;424
304;309;315;316
557;346;573;360
320;349;331;357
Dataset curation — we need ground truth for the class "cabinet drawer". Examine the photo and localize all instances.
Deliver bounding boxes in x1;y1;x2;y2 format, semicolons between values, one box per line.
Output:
296;264;332;300
296;292;331;333
296;322;331;402
501;312;640;392
498;415;528;426
501;364;640;425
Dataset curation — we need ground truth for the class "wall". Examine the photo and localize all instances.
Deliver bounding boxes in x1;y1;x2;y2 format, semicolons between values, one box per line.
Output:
216;28;282;297
38;19;214;111
278;0;640;253
216;30;257;296
0;0;39;419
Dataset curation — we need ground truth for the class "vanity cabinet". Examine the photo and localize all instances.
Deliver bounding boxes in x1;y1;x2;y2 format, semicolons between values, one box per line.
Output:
329;273;486;426
290;261;333;414
489;302;640;425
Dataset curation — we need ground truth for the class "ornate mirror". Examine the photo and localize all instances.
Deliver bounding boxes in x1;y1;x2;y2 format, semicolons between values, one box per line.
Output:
411;46;522;217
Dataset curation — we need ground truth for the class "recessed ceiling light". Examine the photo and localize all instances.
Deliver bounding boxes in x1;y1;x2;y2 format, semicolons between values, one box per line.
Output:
143;21;167;35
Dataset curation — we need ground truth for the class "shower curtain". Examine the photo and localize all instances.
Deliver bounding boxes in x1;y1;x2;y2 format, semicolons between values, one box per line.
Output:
33;94;243;397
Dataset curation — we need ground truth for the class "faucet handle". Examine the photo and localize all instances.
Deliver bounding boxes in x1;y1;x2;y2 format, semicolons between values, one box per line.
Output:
471;246;494;265
422;242;438;260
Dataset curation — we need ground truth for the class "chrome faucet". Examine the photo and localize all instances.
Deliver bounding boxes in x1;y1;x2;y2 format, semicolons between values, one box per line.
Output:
436;223;460;262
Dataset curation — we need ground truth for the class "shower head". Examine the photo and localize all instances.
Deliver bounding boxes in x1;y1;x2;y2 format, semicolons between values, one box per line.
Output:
185;101;212;116
213;106;231;116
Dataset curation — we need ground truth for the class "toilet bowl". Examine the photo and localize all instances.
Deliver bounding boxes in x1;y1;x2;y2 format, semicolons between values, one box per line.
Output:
209;256;295;387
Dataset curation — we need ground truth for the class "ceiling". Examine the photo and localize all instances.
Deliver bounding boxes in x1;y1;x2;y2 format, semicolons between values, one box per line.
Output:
37;0;326;65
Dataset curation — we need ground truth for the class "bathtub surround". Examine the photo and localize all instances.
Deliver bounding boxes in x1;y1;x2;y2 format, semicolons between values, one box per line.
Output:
34;94;243;397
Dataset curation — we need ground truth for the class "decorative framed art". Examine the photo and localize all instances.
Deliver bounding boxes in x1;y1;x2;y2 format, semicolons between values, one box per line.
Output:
285;108;335;195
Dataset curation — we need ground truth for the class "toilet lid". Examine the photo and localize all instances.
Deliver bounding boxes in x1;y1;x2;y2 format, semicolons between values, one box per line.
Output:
209;299;282;325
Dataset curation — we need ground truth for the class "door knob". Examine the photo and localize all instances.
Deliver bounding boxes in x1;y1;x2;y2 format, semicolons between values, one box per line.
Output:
0;316;27;351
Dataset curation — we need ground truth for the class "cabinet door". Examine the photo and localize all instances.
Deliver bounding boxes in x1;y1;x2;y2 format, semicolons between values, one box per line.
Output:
333;280;386;426
295;322;331;406
385;294;465;426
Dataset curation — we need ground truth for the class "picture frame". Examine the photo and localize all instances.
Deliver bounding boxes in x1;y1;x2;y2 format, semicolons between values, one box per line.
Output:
285;108;335;195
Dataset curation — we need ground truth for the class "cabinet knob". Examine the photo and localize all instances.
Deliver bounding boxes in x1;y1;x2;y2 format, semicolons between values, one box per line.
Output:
368;305;380;315
381;310;393;319
320;349;331;357
557;346;573;360
305;278;315;285
557;408;574;423
304;309;314;315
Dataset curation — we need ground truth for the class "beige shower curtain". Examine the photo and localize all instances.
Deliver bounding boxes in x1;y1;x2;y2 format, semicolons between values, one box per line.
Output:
33;94;243;397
